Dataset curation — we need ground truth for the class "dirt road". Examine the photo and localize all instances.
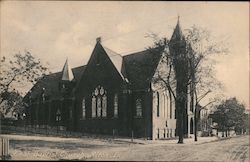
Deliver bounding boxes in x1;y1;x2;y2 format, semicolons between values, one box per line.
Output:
3;134;249;161
110;136;249;162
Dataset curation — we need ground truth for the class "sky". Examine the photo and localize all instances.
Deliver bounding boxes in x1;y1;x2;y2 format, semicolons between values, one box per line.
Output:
1;1;249;108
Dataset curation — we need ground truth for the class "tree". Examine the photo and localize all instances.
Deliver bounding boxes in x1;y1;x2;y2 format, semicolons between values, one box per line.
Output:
209;97;247;136
0;91;23;116
149;22;228;143
0;51;50;116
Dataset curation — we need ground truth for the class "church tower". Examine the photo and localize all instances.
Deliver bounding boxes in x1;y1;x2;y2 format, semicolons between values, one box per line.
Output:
169;16;186;52
169;17;189;138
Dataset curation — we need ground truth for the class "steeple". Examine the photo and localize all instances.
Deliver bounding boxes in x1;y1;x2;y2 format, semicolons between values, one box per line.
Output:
169;16;187;59
170;16;185;42
61;58;74;81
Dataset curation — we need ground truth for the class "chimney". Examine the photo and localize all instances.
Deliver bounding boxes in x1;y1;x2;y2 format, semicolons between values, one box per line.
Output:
96;37;102;43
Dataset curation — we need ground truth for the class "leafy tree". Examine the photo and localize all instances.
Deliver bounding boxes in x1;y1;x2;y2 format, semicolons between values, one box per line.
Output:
0;51;50;117
0;91;23;115
149;23;228;143
209;97;247;136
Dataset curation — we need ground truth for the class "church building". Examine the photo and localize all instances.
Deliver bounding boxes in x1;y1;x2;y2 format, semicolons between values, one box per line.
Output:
24;20;195;140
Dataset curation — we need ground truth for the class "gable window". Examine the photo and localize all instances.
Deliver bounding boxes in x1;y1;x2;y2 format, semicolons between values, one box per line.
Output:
136;98;142;117
92;86;107;118
82;98;86;118
114;94;118;118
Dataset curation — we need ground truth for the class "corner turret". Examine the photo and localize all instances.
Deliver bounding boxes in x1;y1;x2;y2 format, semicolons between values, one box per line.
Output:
60;58;75;95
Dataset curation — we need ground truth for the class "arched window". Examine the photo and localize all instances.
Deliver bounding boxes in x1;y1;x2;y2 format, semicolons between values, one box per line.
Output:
82;98;86;118
114;94;118;118
97;97;102;117
169;91;172;119
102;94;107;117
56;109;61;122
136;99;142;117
157;92;160;117
164;91;169;118
190;118;194;134
92;96;96;118
92;86;107;118
163;91;166;117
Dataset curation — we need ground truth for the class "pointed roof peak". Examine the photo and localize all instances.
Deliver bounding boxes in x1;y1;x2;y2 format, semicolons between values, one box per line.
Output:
96;37;102;44
61;58;74;81
170;16;185;41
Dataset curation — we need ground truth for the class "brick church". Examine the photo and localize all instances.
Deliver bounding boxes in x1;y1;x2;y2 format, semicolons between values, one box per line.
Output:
24;20;195;140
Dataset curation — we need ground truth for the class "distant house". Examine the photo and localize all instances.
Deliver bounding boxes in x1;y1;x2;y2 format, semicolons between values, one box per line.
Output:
24;20;195;140
198;108;213;136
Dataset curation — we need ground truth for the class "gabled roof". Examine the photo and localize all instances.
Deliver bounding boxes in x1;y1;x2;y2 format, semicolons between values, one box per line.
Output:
123;47;163;90
27;65;86;100
103;46;126;80
25;45;163;100
61;58;74;81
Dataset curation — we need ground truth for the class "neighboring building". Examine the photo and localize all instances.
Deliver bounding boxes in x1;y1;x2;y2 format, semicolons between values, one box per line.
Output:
24;20;195;140
198;108;213;136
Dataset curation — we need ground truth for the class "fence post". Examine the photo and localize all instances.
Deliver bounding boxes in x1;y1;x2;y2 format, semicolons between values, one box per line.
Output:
0;138;10;160
112;129;115;140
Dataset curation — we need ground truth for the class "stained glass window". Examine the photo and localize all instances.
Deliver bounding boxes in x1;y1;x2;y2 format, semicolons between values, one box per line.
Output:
92;86;107;118
97;97;102;117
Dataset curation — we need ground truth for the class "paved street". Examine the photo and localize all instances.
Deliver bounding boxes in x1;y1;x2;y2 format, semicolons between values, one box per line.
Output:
2;134;249;161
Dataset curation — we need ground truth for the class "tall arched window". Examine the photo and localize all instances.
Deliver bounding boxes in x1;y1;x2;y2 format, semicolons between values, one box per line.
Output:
92;86;107;118
82;98;86;118
190;118;194;134
97;97;101;117
164;91;169;118
136;99;142;117
157;92;160;117
114;94;118;118
169;91;172;119
102;94;107;117
92;96;96;118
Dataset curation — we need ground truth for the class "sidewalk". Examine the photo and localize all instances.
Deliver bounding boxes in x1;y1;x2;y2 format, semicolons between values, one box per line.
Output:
1;125;236;146
112;136;220;145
